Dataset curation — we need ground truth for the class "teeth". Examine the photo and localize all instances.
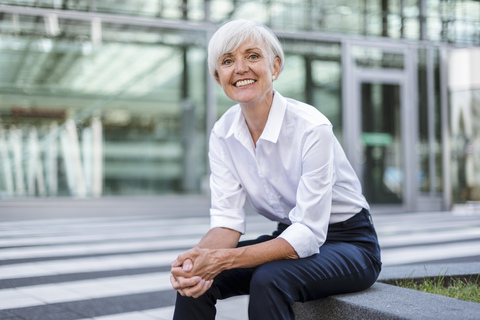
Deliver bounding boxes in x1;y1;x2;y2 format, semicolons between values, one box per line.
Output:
235;79;255;87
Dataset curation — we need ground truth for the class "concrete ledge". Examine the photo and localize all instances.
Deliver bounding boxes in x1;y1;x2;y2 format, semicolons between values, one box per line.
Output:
378;262;480;283
293;263;480;320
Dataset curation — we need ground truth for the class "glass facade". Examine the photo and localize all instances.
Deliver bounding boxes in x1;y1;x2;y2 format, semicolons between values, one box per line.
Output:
2;0;479;43
448;48;480;204
418;48;443;196
361;83;403;204
0;1;479;210
0;12;208;197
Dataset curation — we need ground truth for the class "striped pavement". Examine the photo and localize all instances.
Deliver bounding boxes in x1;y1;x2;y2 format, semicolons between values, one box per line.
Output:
0;197;479;320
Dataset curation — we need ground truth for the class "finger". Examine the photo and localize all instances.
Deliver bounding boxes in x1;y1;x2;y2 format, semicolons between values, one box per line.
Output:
172;249;194;268
182;279;206;298
179;276;202;289
170;274;181;291
171;259;180;267
171;266;188;278
171;274;201;290
183;258;193;272
192;279;214;298
171;254;185;267
170;274;187;291
171;254;185;268
171;262;194;277
187;279;213;298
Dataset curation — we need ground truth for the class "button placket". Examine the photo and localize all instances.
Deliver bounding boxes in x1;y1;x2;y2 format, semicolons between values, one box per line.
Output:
255;146;283;212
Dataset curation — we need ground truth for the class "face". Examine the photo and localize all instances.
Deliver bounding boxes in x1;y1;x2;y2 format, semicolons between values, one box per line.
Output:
215;40;281;107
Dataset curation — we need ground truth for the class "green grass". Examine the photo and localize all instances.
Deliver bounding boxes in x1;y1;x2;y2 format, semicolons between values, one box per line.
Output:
394;274;480;304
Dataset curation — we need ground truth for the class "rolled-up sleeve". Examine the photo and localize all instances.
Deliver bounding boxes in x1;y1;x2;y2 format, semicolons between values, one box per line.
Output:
278;124;334;258
209;131;246;234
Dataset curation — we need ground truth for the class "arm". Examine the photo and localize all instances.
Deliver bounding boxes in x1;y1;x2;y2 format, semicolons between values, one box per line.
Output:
171;130;248;297
196;226;241;249
170;227;240;298
210;236;299;271
171;234;298;281
278;124;335;258
170;227;240;274
170;225;299;299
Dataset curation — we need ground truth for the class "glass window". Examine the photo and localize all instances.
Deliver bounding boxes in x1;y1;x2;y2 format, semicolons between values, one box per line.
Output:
353;47;405;69
0;14;207;197
433;50;443;194
282;40;342;138
273;55;306;102
417;48;444;195
311;60;342;137
449;49;480;203
450;89;480;203
361;83;403;204
418;48;430;193
3;0;480;44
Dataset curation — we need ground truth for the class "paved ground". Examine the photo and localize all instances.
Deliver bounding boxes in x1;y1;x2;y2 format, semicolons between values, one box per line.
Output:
0;196;479;320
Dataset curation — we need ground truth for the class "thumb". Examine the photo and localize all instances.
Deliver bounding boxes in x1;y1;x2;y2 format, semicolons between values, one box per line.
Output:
171;253;192;269
171;254;185;268
182;258;193;272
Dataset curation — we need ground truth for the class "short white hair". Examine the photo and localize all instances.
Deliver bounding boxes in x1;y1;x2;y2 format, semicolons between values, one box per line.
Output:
207;19;285;80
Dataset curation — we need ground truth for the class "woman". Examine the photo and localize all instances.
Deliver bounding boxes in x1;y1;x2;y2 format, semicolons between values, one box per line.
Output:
170;19;381;320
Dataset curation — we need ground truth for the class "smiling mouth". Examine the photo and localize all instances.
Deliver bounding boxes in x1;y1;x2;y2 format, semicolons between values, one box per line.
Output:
235;79;256;87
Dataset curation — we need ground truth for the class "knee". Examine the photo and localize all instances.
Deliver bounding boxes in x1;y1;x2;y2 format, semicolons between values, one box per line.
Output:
250;263;292;299
250;265;275;291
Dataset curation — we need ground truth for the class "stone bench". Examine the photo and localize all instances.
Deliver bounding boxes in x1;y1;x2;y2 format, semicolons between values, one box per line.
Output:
293;262;480;320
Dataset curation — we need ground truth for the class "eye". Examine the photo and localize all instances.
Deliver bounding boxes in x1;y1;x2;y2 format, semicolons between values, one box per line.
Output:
248;54;260;60
221;58;233;66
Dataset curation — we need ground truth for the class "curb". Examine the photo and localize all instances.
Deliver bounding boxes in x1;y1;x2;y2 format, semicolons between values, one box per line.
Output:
293;262;480;320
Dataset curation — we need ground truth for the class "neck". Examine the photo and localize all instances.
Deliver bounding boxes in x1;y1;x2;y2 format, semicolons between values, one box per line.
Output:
240;90;274;146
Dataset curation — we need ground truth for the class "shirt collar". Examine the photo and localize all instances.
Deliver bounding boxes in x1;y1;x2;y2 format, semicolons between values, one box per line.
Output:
225;90;287;144
259;90;287;144
226;105;245;139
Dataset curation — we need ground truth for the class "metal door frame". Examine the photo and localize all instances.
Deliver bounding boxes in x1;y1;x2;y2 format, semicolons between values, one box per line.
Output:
342;40;419;212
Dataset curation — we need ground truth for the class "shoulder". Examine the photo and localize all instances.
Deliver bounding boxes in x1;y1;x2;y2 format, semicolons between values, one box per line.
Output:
211;104;241;138
283;97;332;128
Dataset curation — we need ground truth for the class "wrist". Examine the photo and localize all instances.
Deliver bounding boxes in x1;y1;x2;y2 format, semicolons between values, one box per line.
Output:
215;248;239;272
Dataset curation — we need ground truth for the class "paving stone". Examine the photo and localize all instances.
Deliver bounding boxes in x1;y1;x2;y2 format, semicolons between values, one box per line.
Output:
0;310;24;320
61;291;176;318
25;310;85;320
6;304;68;319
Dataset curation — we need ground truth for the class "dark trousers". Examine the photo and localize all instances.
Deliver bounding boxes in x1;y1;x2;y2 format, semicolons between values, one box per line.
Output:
173;209;382;320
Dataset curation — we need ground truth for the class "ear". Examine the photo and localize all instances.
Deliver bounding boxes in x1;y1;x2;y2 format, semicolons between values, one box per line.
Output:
272;57;281;79
214;71;221;84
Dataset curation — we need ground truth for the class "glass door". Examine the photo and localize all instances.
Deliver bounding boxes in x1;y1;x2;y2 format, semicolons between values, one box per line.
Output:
360;82;403;204
343;41;419;212
343;42;447;212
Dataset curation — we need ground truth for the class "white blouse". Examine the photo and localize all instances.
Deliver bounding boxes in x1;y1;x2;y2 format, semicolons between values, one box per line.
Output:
208;91;369;258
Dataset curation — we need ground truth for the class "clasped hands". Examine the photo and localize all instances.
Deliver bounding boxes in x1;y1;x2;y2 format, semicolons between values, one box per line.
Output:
170;247;222;298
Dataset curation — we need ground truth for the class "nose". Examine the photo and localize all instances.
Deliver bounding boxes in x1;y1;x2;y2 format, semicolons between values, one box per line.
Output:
235;58;249;74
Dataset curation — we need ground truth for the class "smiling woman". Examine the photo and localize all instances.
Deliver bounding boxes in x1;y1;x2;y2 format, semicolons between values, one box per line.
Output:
214;41;281;135
170;19;382;320
207;21;284;145
207;19;285;80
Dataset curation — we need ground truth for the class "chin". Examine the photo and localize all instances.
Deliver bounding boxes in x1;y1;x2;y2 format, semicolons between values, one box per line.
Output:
232;92;261;103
